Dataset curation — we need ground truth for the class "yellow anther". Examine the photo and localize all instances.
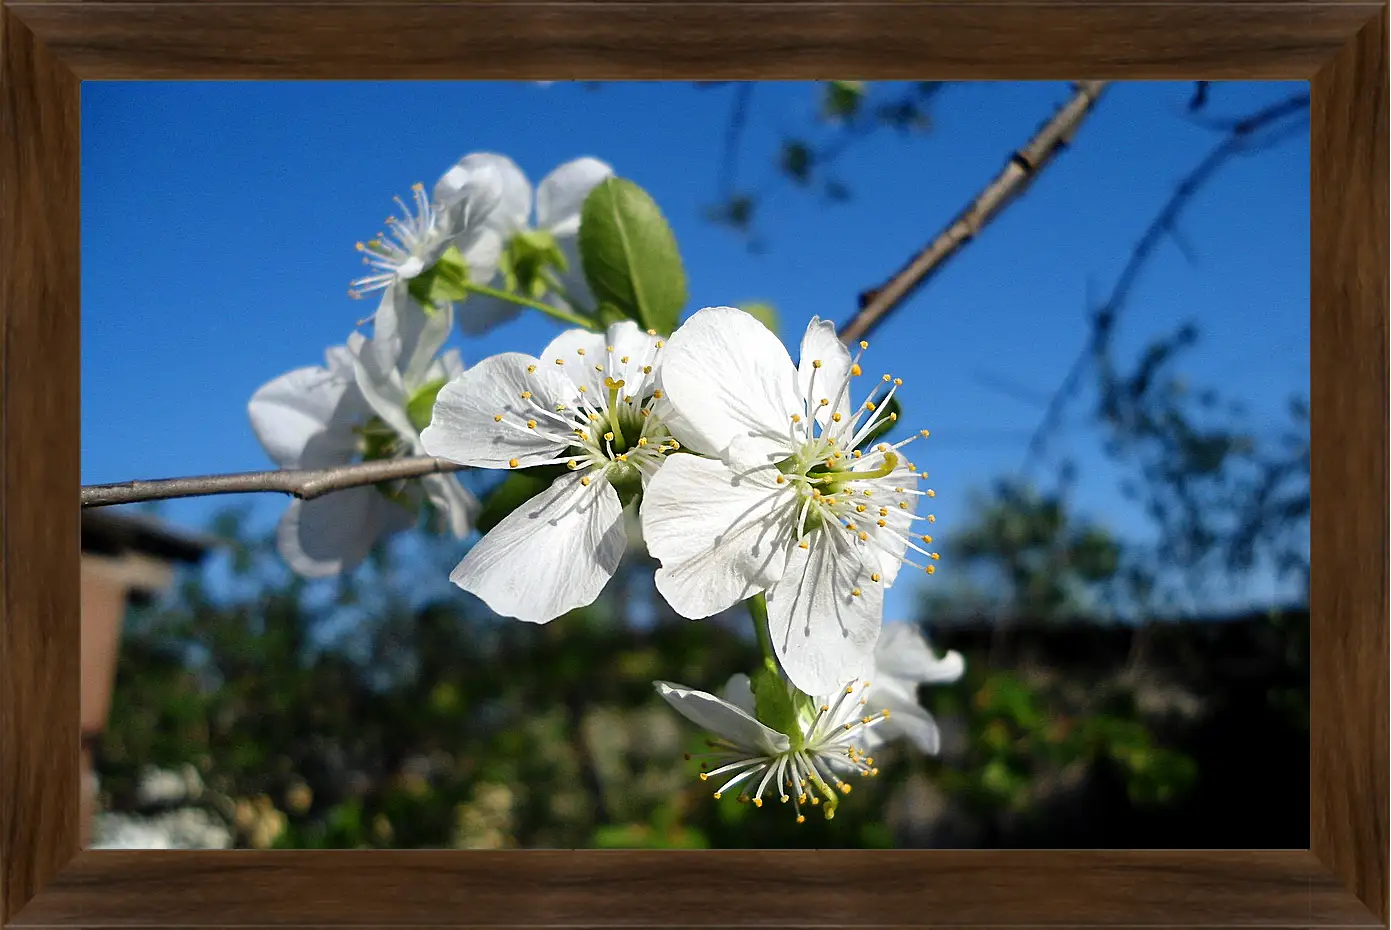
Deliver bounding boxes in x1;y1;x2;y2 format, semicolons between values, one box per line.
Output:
567;460;580;469
859;340;869;349
882;709;892;718
642;365;652;374
580;476;591;487
791;413;802;423
821;704;830;712
753;798;763;808
653;389;664;399
858;532;869;541
699;772;709;781
812;359;823;369
920;429;931;438
576;348;586;356
882;374;892;382
621;355;629;363
856;505;866;513
893;378;903;386
776;475;787;484
526;419;537;429
921;534;933;544
796;815;806;824
927;489;936;497
526;364;537;373
926;565;936;574
889;412;898;421
637;437;649;447
508;458;520;468
604;431;615;442
879;508;889;517
850;364;862;377
646;328;657;336
799;540;810;550
928;514;936;523
841;784;853;795
853;449;863;458
931;552;941;560
866;401;877;412
578;385;588;393
877;520;887;527
520;391;532;400
863;490;873;497
851;588;862;597
493;414;503;422
870;573;881;582
832;412;843;422
712;792;722;800
780;795;790;803
656;340;665;348
900;502;909;509
595;365;604;372
819;398;830;407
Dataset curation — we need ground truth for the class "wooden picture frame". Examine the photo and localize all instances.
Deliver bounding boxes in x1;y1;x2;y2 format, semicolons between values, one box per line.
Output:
2;1;1386;926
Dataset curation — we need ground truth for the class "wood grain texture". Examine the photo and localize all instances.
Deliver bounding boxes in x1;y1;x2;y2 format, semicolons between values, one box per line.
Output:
1;1;1381;79
0;4;82;925
7;850;1384;927
1309;5;1391;927
1;0;1388;927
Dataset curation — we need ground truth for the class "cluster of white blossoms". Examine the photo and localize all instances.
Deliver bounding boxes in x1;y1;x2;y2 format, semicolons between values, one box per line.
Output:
250;152;613;574
247;151;963;823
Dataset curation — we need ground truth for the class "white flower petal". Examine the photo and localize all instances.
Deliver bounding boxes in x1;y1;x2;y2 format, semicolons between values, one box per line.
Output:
421;353;579;469
869;687;943;755
536;157;614;238
874;622;965;684
276;487;414;578
722;673;757;716
437;153;530;235
456;224;505;293
348;331;417;446
643;453;796;620
797;315;853;428
656;306;801;466
765;533;883;695
449;471;625;623
248;358;366;469
421;472;479;538
369;282;454;392
654;681;790;755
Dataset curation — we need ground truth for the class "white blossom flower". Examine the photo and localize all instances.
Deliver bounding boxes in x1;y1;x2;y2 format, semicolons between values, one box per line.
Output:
420;320;676;623
641;306;939;696
862;622;965;754
349;162;504;304
434;153;613;333
654;676;893;822
248;287;478;577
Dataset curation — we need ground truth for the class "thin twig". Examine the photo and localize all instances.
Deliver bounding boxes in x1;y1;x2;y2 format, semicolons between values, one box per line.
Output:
838;81;1110;346
82;457;464;508
1016;91;1310;477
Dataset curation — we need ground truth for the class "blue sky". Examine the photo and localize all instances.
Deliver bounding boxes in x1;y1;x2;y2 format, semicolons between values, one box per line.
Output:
81;81;1309;620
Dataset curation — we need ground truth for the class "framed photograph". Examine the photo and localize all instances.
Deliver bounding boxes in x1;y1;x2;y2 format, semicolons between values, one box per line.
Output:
1;2;1385;927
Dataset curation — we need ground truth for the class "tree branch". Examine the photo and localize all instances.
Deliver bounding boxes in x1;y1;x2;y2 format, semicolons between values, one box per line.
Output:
1016;91;1310;477
838;81;1110;346
82;457;464;508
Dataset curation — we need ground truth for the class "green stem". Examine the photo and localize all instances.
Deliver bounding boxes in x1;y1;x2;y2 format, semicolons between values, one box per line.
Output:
747;593;778;676
460;282;600;331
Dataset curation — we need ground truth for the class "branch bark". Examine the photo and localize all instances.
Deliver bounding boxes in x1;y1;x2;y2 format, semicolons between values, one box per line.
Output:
81;457;464;508
838;81;1110;346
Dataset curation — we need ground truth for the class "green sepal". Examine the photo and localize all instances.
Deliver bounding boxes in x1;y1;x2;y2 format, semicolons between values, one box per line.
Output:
407;244;471;310
751;664;804;751
499;229;568;302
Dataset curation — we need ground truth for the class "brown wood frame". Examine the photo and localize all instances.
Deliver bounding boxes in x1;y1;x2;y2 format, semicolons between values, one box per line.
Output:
1;1;1386;926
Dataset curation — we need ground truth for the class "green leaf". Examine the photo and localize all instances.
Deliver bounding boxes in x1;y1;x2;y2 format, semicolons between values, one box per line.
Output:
750;665;802;750
475;466;567;534
578;177;687;336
